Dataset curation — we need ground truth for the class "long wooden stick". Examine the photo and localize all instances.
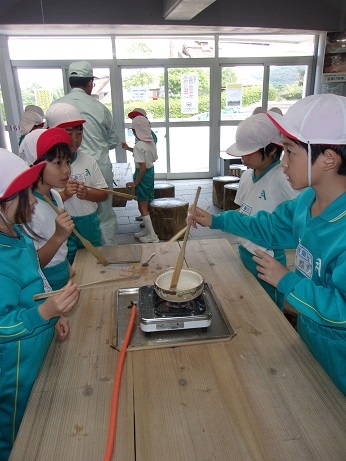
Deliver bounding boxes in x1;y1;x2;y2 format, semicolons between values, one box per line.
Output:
85;185;137;200
160;226;188;254
160;206;210;254
169;187;201;289
33;275;136;300
43;195;110;266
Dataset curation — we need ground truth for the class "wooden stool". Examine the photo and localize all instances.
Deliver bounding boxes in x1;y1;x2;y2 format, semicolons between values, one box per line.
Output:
212;176;239;208
223;183;240;210
154;183;175;199
150;198;188;241
229;165;247;178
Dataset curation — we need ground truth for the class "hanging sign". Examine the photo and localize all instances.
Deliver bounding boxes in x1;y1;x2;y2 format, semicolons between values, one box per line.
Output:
181;73;198;114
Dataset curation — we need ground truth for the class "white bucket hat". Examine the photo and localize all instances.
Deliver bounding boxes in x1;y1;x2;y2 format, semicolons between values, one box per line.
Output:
46;103;86;129
19;111;44;135
19;128;46;166
266;94;346;145
131;116;153;142
226;113;282;157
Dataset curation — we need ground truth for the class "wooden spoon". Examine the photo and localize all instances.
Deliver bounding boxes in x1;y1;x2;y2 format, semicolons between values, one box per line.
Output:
169;187;201;290
43;194;110;266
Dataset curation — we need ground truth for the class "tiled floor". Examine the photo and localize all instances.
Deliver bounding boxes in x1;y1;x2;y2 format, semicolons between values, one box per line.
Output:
114;178;238;246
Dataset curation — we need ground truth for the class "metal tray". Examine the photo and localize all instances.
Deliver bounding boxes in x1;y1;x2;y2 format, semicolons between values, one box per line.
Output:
113;283;236;351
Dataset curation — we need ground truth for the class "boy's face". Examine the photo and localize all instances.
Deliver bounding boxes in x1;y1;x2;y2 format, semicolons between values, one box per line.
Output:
281;135;309;190
65;126;83;153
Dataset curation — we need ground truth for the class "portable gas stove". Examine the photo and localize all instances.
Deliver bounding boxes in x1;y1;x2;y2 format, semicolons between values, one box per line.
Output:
114;283;235;351
138;284;212;332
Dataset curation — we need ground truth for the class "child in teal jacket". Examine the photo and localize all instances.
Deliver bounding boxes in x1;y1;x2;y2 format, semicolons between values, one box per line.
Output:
0;150;80;460
188;94;346;395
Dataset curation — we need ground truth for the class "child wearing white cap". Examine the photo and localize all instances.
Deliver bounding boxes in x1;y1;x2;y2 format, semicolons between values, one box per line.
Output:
18;108;44;146
27;128;76;290
188;94;346;395
226;112;299;310
0;149;79;459
126;115;159;243
45;102;108;263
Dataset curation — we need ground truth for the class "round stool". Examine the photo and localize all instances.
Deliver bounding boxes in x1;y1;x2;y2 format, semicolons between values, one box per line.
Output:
223;183;240;211
154;183;175;199
212;176;239;208
150;198;188;241
229;165;247;178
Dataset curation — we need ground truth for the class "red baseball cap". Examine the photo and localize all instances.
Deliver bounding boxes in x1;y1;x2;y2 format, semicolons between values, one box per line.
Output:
0;149;46;199
36;128;72;159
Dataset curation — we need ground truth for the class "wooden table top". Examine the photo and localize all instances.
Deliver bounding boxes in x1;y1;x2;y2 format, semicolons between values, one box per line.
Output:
10;239;346;461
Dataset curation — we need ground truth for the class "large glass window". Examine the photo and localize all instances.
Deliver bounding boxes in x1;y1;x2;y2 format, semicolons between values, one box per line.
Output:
8;37;112;60
17;68;64;113
115;37;215;59
121;67;165;121
219;35;315;58
268;65;308;114
167;67;210;121
221;66;264;120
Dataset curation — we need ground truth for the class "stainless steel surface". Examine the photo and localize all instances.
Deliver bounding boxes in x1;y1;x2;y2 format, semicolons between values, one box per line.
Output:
113;283;236;351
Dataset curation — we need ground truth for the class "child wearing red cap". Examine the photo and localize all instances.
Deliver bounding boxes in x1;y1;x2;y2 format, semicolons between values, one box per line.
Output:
188;94;346;395
28;128;76;291
45;103;108;263
0;149;80;460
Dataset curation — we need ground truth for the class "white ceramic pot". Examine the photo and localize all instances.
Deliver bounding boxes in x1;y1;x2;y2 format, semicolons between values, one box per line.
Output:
154;268;204;302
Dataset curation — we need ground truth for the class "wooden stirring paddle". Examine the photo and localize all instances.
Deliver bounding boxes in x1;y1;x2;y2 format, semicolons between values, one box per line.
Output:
84;185;137;200
33;275;137;300
169;186;201;290
43;194;110;266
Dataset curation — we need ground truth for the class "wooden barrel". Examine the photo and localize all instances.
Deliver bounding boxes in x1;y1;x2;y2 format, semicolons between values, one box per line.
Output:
229;165;247;178
150;197;188;241
154;183;175;199
223;183;240;211
212;176;239;208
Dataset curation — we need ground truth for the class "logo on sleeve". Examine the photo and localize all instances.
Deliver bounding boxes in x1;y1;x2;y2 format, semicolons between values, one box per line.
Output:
295;243;312;279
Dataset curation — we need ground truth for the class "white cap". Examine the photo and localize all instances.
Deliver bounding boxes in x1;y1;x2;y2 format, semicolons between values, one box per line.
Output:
19;111;44;135
267;94;346;144
46;103;86;129
0;148;46;199
131;116;153;142
128;108;147;119
69;61;94;78
19;128;46;166
226;113;282;157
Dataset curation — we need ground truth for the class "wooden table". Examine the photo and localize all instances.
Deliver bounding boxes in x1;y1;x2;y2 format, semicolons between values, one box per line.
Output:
10;239;346;461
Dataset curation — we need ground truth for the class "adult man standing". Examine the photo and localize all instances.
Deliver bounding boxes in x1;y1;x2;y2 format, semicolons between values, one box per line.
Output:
52;61;118;245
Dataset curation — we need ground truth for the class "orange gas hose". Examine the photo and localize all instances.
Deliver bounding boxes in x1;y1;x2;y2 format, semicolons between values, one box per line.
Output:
104;303;137;461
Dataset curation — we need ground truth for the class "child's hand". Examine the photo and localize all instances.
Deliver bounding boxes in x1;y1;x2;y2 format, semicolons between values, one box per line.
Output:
55;316;70;341
253;249;289;288
126;181;136;188
187;205;212;228
55;210;75;242
39;281;80;320
64;179;81;199
76;182;88;200
121;142;130;150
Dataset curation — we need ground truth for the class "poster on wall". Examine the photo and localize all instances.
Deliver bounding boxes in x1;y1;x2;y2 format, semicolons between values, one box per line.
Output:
181;73;198;114
322;31;346;83
225;83;242;111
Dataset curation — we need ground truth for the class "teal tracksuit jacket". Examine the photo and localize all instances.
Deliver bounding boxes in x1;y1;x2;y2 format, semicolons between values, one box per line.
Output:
211;188;346;395
0;226;57;460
